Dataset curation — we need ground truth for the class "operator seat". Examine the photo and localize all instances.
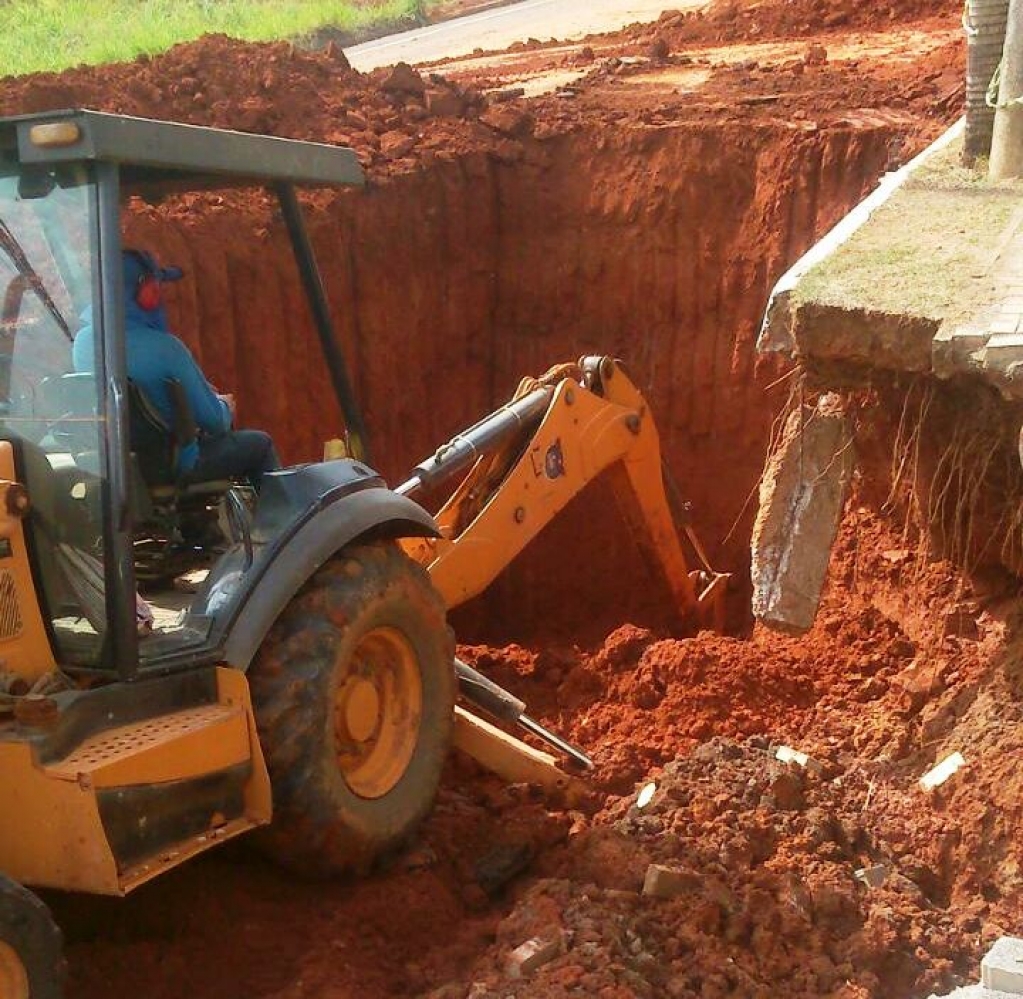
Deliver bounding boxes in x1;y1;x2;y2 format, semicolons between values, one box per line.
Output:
41;371;233;538
126;377;234;500
127;378;237;580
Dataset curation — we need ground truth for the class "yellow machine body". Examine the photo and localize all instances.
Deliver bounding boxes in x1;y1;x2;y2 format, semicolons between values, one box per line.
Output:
403;358;728;631
0;668;270;896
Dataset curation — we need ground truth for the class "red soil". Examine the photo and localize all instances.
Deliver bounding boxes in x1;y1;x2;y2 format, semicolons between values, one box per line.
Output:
640;0;959;46
2;0;1006;996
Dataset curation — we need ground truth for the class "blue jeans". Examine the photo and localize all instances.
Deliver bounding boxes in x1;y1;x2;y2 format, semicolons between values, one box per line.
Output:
185;430;280;489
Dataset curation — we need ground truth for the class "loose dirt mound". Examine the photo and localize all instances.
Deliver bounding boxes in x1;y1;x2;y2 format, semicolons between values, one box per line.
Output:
641;0;958;46
0;35;513;177
432;501;1018;998
55;498;1019;999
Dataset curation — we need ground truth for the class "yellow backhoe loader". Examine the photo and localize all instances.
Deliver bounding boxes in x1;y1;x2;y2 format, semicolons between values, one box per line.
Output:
0;110;726;999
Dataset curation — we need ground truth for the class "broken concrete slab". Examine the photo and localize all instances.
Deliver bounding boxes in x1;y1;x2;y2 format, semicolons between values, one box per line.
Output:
751;394;855;633
920;751;966;791
506;934;563;978
757;120;964;360
928;938;1023;997
982;937;1023;993
982;332;1023;369
758;120;1023;409
933;325;989;378
774;744;818;770
642;864;701;899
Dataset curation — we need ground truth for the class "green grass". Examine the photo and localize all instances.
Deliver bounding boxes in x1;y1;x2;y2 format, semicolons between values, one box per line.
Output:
0;0;429;78
794;134;1023;328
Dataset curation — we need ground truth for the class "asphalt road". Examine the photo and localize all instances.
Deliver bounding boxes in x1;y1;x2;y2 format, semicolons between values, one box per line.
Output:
345;0;693;70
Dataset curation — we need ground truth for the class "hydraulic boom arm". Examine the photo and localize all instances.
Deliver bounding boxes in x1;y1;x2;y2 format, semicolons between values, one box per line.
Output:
399;356;728;632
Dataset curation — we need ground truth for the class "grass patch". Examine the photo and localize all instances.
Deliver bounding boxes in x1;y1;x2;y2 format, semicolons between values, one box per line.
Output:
794;134;1023;328
0;0;429;77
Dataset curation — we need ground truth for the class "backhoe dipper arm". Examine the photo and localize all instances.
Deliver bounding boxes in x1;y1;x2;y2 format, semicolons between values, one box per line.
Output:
399;356;728;632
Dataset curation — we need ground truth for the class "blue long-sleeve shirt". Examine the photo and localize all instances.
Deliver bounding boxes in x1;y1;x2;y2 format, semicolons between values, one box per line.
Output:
73;305;231;473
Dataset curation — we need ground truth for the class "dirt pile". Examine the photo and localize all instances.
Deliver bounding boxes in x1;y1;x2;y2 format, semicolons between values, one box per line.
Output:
437;739;968;998
0;36;522;177
58;496;1017;999
431;499;1019;999
625;0;959;47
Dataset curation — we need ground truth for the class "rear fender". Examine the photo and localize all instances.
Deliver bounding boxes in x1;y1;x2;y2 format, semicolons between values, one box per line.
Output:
222;485;439;671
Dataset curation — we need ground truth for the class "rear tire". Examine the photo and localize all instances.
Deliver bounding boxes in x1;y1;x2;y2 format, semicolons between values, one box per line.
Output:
0;876;64;999
249;541;455;877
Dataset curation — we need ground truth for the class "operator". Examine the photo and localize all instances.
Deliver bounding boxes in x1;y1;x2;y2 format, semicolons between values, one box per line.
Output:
73;249;279;489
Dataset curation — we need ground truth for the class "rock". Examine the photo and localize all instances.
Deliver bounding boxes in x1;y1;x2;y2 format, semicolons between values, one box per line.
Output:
943;609;980;640
600;624;654;670
575;45;596;64
804;43;828;66
769;769;805;811
892;658;940;712
473;841;535;896
642;864;701;899
809;876;857;921
425;86;467;117
490;87;526;103
479;105;534;138
380;61;426;95
853;864;889;888
379;130;415;159
506;934;563;979
648;36;670;61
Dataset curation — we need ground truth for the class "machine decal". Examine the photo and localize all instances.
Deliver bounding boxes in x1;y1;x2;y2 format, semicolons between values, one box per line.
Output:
544;440;565;480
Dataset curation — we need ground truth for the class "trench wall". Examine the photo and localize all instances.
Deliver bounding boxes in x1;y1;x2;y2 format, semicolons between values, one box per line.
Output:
130;122;902;638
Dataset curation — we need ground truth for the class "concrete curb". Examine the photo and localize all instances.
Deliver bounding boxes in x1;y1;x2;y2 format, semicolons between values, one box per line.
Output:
756;118;966;356
929;937;1023;999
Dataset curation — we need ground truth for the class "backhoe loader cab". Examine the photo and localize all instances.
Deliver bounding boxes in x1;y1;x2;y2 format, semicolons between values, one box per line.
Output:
0;111;727;999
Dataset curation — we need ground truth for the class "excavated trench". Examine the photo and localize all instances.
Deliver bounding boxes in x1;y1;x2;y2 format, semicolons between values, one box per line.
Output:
132;121;900;641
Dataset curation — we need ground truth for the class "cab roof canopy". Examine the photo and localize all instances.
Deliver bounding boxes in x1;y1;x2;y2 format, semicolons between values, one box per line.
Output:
0;108;365;194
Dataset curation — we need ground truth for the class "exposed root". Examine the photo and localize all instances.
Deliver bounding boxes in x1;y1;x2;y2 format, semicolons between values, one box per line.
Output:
863;376;1023;580
881;376;934;545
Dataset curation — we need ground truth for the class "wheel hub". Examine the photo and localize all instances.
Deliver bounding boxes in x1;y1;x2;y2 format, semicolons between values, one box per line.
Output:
0;941;29;999
339;677;381;744
334;626;423;800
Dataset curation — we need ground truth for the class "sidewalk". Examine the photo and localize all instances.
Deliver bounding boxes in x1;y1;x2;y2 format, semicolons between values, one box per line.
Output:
758;120;1023;398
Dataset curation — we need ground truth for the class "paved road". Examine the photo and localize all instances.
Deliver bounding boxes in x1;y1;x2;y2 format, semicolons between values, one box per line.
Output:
345;0;692;70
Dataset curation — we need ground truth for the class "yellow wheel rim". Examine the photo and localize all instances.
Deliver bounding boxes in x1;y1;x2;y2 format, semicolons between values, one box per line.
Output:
334;626;423;799
0;941;29;999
